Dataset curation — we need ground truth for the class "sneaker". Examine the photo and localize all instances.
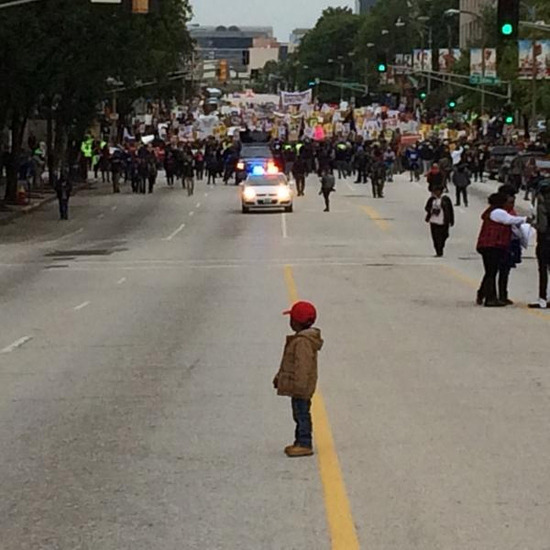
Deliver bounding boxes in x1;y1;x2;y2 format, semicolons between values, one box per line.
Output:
501;298;514;306
528;298;548;309
285;445;314;458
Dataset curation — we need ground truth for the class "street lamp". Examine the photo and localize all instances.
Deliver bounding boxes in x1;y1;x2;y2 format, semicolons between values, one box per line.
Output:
412;16;433;93
445;8;487;114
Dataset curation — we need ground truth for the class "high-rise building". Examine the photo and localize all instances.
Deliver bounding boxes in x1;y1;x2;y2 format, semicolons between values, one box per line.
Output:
289;28;310;53
355;0;376;14
188;24;277;81
458;0;493;48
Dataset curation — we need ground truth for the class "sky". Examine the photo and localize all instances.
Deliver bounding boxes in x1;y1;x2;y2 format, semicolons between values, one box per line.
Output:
189;0;355;43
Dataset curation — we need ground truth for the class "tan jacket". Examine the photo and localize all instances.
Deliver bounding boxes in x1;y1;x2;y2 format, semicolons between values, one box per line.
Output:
273;328;323;400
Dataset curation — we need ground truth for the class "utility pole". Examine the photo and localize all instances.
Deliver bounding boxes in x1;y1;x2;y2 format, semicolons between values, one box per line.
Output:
427;26;433;94
531;41;537;129
340;61;345;103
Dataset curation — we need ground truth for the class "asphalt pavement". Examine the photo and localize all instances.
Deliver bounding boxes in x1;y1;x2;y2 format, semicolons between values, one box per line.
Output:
1;173;549;549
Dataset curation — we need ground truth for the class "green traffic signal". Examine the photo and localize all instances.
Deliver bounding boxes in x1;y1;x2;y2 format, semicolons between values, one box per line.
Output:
377;63;387;73
448;100;456;109
501;22;513;36
505;115;514;124
420;92;427;100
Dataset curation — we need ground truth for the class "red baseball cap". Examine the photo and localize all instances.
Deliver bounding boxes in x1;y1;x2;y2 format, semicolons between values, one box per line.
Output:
283;301;317;324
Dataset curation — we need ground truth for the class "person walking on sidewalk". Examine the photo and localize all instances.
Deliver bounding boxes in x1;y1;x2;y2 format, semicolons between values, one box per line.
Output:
319;169;335;212
425;186;454;257
529;183;550;309
273;301;323;458
452;163;471;207
55;173;72;221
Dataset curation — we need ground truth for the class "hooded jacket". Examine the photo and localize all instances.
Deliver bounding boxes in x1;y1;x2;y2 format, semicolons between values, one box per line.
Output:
274;328;324;400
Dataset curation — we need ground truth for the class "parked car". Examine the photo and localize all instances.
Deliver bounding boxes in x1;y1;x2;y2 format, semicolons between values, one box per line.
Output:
486;146;519;180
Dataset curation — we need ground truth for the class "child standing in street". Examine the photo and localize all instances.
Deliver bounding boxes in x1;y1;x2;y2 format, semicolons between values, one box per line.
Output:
273;301;324;457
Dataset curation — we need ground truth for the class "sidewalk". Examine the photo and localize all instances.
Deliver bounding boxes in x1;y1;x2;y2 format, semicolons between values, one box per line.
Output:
0;174;100;226
0;180;57;225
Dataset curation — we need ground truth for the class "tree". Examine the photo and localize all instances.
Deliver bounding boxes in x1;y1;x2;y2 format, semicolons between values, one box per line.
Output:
296;7;363;101
0;0;193;202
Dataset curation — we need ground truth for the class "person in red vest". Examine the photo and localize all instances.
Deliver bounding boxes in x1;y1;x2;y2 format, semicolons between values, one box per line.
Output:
476;193;528;307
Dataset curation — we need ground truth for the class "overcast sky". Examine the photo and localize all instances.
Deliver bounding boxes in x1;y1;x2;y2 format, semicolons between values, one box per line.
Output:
189;0;355;43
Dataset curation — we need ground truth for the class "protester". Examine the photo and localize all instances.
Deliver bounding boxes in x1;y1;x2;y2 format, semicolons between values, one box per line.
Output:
55;173;72;220
425;185;454;257
496;184;523;305
319;169;335;212
292;154;307;197
452;163;471;207
426;163;444;193
529;182;550;309
476;193;528;307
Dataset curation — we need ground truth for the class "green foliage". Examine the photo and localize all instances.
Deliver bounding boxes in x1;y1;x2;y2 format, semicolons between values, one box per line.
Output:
0;0;193;200
296;7;363;101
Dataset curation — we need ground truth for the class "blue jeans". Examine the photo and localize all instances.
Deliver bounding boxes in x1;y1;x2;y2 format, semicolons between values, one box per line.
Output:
291;398;312;448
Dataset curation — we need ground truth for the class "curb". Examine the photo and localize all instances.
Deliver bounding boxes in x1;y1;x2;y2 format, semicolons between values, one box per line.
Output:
0;195;57;226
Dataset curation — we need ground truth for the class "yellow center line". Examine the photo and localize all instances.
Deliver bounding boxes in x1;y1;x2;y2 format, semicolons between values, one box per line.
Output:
440;264;550;321
283;265;360;550
360;205;390;231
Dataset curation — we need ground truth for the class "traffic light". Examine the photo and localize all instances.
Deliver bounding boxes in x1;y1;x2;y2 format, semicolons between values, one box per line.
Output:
503;104;514;124
497;0;519;39
419;90;427;101
447;98;457;110
376;54;387;73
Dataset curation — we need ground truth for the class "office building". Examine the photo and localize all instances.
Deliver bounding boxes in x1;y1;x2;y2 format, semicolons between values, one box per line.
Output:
189;24;273;68
289;28;310;53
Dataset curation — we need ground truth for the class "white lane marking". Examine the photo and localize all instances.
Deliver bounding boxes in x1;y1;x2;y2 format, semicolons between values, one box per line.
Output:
189;211;194;217
97;213;105;219
1;336;33;354
73;301;91;311
281;212;288;239
196;202;201;208
117;277;127;285
345;180;356;192
164;223;186;241
111;206;118;211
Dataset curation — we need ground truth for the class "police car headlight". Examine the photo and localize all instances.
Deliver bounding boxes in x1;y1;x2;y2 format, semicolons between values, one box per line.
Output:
277;186;291;201
243;187;256;201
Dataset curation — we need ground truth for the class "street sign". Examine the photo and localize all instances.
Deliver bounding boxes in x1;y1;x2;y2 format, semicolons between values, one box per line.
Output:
469;75;501;85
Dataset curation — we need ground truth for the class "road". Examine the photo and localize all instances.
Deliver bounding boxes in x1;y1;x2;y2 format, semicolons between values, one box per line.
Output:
1;173;549;550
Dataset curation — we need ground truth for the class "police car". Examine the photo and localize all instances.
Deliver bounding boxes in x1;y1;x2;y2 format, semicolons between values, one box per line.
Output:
241;168;293;214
